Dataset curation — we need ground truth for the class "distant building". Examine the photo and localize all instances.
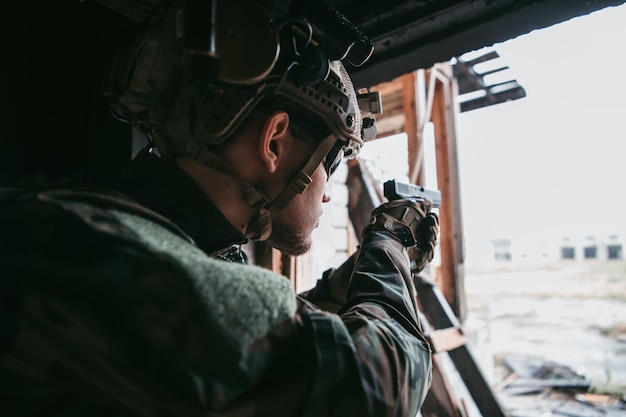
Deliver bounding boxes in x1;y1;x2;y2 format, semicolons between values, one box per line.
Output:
606;234;623;260
492;238;512;261
465;233;624;266
557;233;623;261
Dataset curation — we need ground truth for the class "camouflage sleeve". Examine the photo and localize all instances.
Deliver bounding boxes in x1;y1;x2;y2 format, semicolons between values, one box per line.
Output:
299;230;432;417
0;194;430;417
298;252;356;313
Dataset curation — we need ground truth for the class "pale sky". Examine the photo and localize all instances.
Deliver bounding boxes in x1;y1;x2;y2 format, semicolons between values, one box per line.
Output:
357;3;626;251
456;3;626;242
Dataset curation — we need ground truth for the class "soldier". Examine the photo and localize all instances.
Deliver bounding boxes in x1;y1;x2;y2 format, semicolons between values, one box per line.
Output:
0;0;438;416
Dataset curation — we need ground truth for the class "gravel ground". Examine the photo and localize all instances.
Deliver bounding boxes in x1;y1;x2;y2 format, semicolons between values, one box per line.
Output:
462;259;626;414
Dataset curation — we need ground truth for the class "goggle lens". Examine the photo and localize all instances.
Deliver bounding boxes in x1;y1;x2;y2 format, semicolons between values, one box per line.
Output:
323;142;344;179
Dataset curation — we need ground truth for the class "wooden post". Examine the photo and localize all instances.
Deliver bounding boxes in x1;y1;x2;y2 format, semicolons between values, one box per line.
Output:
430;63;466;321
369;66;466;320
255;242;303;291
255;242;284;275
402;72;424;185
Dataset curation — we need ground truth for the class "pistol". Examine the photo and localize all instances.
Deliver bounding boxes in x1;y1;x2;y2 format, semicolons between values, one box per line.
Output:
383;180;441;209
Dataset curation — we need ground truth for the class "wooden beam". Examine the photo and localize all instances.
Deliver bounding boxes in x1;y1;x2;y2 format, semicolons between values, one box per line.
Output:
416;274;507;417
375;78;404;96
402;72;424;185
430;63;466;321
372;76;406;139
282;253;297;288
255;241;302;290
421;354;464;417
429;328;466;353
255;242;284;275
346;159;383;243
371;65;466;319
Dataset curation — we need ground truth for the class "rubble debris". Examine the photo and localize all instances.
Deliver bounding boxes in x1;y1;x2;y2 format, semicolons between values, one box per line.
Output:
495;355;626;417
575;393;619;407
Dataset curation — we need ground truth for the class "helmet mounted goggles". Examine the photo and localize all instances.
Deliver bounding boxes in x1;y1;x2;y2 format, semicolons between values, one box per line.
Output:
106;0;380;160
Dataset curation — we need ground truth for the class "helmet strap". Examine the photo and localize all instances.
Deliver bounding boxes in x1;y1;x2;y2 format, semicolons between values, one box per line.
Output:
186;135;337;242
267;135;337;214
189;144;273;240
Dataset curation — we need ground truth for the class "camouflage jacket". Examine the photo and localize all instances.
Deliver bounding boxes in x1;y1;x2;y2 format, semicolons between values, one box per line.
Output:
0;152;432;417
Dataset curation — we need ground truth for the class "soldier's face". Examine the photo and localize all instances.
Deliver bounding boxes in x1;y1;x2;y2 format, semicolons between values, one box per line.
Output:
267;163;330;256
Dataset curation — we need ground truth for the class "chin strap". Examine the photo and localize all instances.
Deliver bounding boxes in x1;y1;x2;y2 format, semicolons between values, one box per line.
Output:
181;135;337;242
266;135;337;214
187;143;273;241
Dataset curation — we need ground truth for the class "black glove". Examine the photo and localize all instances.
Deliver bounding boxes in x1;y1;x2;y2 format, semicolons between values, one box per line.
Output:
363;199;439;272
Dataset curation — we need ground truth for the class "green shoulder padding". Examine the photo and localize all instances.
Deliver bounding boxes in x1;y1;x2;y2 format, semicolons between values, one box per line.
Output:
109;209;297;351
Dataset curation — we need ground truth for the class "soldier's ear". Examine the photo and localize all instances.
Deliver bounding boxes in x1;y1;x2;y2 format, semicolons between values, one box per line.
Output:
258;111;291;174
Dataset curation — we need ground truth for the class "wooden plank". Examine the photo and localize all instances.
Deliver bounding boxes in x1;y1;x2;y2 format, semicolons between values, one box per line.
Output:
255;242;282;275
373;77;406;139
282;252;297;289
420;354;464;417
447;346;508;417
505;377;590;390
402;71;424;185
431;64;466;321
255;241;294;282
375;77;404;96
346;159;383;244
429;327;466;353
415;274;459;330
416;273;508;417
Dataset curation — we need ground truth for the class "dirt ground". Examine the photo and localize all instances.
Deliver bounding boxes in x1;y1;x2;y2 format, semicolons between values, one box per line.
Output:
462;259;626;414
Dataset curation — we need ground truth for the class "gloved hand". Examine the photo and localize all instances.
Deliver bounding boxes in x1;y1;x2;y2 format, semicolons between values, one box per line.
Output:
363;199;439;272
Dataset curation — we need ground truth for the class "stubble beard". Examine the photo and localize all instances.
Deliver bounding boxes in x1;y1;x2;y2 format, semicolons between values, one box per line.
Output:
266;220;312;256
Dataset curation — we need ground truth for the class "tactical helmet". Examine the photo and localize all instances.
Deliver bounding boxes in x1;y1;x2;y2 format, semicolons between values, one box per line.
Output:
103;0;381;239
